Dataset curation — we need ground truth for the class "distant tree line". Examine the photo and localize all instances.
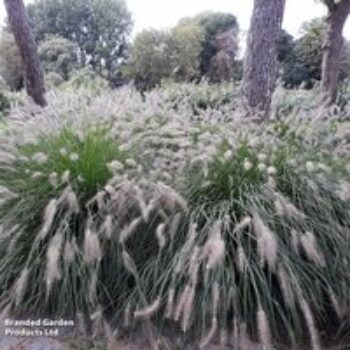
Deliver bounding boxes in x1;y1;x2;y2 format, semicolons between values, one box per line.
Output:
1;0;350;115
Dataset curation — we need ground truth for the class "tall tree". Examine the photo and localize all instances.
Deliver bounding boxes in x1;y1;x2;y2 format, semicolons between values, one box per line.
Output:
4;0;46;106
242;0;286;117
320;0;350;107
27;0;132;83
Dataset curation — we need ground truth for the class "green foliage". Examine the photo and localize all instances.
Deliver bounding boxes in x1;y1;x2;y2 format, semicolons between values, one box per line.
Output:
45;72;65;90
126;12;239;89
62;68;110;93
0;83;350;348
38;35;78;80
126;29;172;90
27;0;132;81
192;12;239;77
168;23;205;81
295;18;350;82
0;32;23;91
0;126;133;314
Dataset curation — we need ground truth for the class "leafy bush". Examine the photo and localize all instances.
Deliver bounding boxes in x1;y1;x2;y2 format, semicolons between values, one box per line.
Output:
38;35;78;80
0;83;349;349
61;68;110;94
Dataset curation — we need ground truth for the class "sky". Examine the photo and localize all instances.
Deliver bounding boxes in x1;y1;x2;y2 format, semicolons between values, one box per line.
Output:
0;0;349;48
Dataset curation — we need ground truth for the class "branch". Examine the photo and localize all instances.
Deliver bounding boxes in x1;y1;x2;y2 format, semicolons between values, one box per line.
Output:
323;0;337;11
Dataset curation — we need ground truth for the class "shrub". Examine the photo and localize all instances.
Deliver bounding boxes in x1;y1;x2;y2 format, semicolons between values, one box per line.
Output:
0;84;349;349
62;68;110;94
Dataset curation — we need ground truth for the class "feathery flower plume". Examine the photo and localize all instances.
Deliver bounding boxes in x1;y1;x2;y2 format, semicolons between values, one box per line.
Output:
239;322;251;350
258;153;268;162
299;295;322;350
224;150;233;161
268;176;276;188
257;306;272;350
66;189;79;213
46;232;63;297
300;231;325;267
258;163;267;172
233;216;251;234
188;246;200;285
290;229;300;254
32;171;44;179
174;222;198;274
69;153;79;162
274;199;284;216
119;217;142;244
49;172;58;188
236;244;247;274
165;288;175;319
124;302;131;328
84;228;102;264
328;287;342;318
267;166;277;176
158;181;188;211
202;222;225;270
169;213;182;240
212;282;220;316
253;214;278;271
122;250;138;277
14;267;30;307
108;160;124;174
278;265;294;308
174;285;191;321
63;240;75;264
61;170;70;183
7;227;24;255
156;222;166;249
181;286;195;332
243;159;253;171
60;148;68;156
199;316;217;349
134;297;161;320
32;152;48;164
125;158;137;168
102;215;113;239
38;199;58;240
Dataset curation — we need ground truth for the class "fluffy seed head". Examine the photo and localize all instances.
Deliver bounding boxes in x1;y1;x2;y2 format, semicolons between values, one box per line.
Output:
84;228;102;264
300;231;325;267
38;199;58;240
257;307;272;350
46;232;63;297
14;267;30;307
253;214;278;270
155;222;166;249
134;297;161;320
119;217;142;244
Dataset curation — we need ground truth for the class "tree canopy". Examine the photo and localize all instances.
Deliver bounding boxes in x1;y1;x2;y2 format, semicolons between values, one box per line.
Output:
27;0;132;82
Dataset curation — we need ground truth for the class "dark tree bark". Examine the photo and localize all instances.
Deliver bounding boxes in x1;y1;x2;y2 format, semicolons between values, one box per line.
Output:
4;0;46;107
242;0;286;118
321;0;350;108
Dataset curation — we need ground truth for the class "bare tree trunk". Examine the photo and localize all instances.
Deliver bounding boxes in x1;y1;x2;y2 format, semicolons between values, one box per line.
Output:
321;1;350;108
4;0;46;107
242;0;286;118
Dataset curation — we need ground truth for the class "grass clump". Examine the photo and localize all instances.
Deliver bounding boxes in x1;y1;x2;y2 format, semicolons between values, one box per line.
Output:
0;83;350;349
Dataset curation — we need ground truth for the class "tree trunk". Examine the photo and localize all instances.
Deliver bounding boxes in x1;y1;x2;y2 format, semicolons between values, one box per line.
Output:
4;0;46;107
242;0;286;118
321;1;350;108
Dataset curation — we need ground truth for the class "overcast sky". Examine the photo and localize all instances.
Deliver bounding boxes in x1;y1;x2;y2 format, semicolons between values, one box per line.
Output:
1;0;349;45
